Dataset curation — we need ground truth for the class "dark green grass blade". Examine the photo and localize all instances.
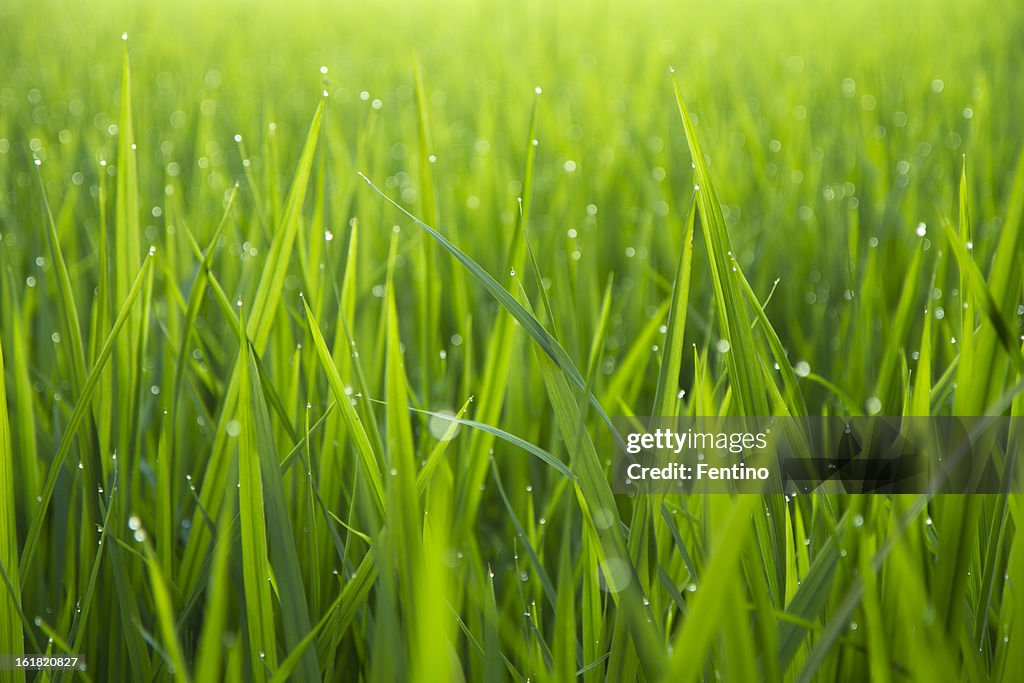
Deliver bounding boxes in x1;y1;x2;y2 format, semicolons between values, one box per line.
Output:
244;346;319;682
19;254;154;581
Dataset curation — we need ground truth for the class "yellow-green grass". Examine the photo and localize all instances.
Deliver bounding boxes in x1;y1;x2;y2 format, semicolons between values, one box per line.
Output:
0;0;1022;680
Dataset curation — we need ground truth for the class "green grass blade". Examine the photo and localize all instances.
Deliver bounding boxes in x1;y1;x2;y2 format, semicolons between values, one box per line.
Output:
142;540;191;683
671;77;768;417
19;253;154;582
652;195;696;417
0;335;24;682
236;312;279;682
244;346;320;682
357;173;625;444
302;297;385;516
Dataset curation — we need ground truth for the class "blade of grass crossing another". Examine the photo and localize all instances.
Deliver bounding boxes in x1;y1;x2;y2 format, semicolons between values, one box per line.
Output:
142;540;191;683
302;297;386;517
671;77;768;417
236;311;278;683
244;346;320;683
519;285;666;680
19;254;154;582
180;97;324;592
358;173;627;445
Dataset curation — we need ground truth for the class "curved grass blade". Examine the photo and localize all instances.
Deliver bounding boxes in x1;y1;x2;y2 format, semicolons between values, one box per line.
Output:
406;406;573;481
357;173;625;446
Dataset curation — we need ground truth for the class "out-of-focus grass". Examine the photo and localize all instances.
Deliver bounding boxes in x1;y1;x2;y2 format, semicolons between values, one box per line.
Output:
0;0;1022;680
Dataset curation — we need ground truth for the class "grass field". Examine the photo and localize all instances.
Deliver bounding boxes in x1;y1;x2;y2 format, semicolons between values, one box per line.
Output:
1;0;1023;680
